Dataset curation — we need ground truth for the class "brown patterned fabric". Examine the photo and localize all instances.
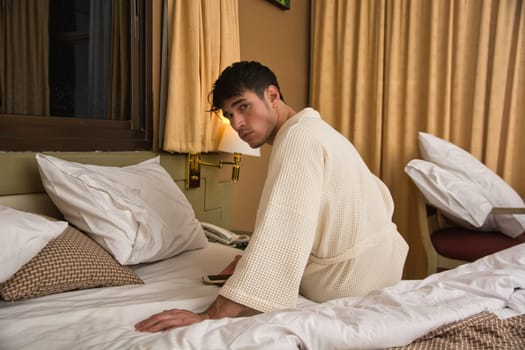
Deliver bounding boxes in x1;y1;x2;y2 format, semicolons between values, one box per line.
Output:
0;225;143;301
388;312;525;350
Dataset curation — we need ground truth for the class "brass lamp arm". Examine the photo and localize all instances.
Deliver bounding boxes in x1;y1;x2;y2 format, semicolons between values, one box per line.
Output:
186;153;242;189
199;160;236;168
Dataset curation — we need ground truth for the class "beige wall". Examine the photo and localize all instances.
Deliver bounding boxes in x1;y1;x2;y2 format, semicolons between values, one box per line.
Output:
231;0;311;232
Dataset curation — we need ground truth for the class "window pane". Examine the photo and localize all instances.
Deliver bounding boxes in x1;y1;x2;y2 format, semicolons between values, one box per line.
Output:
1;0;131;120
0;0;151;152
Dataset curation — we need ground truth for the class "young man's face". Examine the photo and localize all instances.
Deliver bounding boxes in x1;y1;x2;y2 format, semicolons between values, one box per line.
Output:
221;87;279;148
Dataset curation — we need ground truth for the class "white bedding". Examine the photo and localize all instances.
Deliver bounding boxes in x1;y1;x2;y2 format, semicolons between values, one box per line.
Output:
1;242;524;350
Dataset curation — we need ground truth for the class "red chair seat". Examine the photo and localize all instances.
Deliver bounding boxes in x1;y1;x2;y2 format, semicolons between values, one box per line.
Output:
431;228;525;262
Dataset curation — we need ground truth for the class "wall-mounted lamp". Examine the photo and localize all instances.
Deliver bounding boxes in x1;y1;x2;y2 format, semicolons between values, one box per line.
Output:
185;124;260;189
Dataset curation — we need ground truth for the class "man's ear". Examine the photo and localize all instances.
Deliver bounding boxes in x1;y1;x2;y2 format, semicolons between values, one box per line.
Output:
267;85;280;105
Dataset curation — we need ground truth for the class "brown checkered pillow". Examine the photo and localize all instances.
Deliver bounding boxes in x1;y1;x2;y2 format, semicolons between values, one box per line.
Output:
0;225;143;301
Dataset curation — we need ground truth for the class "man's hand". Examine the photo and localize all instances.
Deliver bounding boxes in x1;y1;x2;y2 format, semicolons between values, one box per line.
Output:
135;256;251;333
135;295;255;333
134;309;207;332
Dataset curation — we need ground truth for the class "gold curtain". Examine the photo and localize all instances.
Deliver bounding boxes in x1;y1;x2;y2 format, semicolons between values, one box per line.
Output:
311;0;525;279
161;0;240;153
0;0;49;115
151;0;163;152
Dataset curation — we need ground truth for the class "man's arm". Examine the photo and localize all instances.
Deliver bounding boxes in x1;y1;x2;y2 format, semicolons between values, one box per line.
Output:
135;255;253;333
134;295;254;332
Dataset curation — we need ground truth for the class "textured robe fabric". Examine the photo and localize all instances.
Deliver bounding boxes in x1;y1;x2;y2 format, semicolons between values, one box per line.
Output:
220;108;409;312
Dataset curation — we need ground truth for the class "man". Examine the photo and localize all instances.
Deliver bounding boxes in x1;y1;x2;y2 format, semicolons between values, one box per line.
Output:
135;61;409;332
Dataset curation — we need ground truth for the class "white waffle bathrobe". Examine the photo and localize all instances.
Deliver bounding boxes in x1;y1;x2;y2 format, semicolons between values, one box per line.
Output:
220;108;409;312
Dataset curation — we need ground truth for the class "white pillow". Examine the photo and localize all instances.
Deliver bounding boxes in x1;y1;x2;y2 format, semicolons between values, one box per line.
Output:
405;159;493;229
0;206;67;282
36;154;207;264
416;132;525;237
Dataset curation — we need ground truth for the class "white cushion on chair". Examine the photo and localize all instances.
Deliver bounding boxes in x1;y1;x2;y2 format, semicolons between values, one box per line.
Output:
410;132;525;238
405;159;493;229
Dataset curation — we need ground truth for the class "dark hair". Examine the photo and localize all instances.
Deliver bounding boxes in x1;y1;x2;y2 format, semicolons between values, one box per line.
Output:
209;61;284;112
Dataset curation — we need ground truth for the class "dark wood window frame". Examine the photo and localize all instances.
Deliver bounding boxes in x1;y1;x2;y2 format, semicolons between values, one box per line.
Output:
0;0;152;152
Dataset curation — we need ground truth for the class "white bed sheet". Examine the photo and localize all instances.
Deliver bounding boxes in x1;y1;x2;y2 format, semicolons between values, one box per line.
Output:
1;242;524;350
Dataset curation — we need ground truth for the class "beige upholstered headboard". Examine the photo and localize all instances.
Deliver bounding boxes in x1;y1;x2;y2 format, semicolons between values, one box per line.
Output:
0;151;232;229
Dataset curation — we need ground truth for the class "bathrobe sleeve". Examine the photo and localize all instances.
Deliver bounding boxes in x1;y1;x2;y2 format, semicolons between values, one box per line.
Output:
219;121;325;312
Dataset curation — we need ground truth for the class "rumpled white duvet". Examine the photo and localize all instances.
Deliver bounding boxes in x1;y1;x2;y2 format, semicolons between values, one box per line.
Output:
1;242;524;350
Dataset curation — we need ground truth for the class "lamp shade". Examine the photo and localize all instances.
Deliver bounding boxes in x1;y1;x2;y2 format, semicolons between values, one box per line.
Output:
218;124;260;157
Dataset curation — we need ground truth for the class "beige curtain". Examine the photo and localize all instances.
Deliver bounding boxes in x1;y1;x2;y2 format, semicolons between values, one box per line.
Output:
151;0;163;152
161;0;240;153
0;0;49;115
311;0;525;279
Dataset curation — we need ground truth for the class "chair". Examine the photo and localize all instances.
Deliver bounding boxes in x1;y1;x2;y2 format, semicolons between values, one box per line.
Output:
417;193;525;275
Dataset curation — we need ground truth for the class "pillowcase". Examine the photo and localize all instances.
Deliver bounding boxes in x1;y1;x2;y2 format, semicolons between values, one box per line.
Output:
0;225;143;301
415;132;525;237
0;206;67;283
36;154;207;265
405;159;494;229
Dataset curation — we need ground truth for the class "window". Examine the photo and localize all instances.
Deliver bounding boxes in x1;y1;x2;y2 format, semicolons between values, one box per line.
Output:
0;0;152;151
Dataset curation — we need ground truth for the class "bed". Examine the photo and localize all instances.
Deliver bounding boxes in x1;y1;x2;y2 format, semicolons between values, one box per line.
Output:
1;151;524;350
